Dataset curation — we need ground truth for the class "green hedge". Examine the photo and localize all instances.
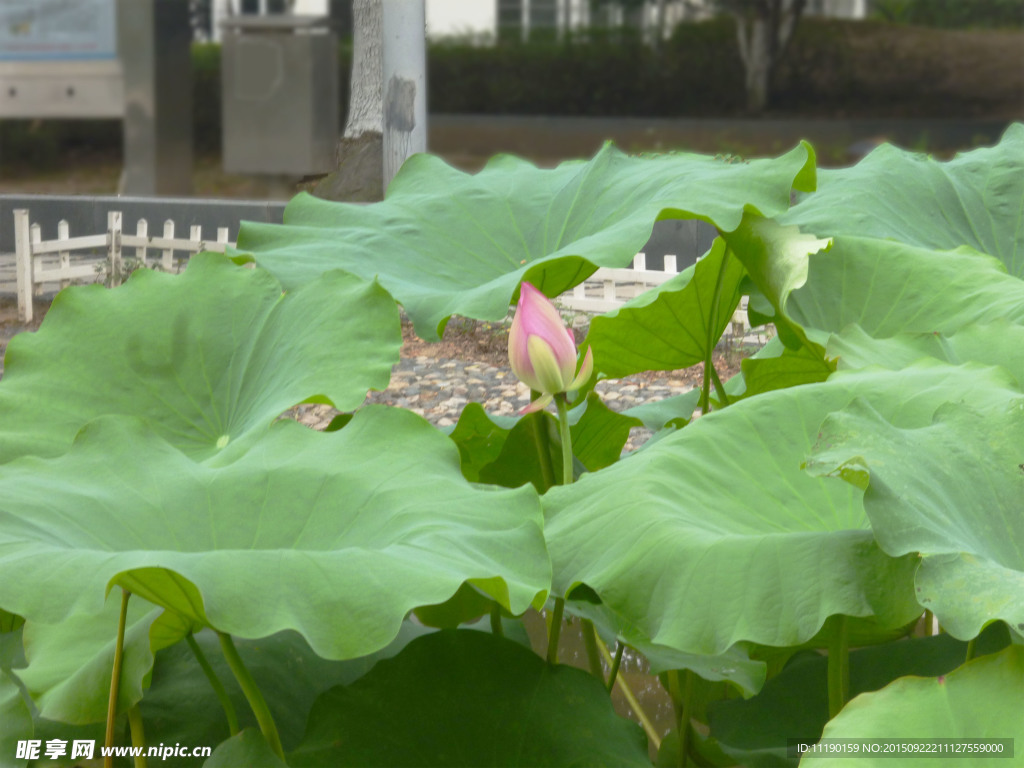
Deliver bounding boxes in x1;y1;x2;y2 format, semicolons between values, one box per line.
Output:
1;16;1017;167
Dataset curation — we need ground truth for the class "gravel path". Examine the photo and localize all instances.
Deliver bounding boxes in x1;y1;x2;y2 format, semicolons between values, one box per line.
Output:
290;354;703;432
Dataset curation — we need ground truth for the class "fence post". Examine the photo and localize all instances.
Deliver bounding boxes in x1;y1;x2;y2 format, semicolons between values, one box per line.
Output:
14;209;34;323
135;219;149;267
29;223;42;296
190;224;202;260
161;220;175;272
58;220;71;290
108;211;123;286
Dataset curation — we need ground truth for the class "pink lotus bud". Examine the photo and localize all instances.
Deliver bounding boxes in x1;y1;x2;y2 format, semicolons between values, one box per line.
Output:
508;282;594;413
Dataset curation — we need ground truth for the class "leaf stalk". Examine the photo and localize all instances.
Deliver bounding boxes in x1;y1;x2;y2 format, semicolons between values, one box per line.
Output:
827;615;850;719
127;705;148;768
596;634;661;750
104;589;131;768
186;632;239;736
700;247;734;414
217;632;285;761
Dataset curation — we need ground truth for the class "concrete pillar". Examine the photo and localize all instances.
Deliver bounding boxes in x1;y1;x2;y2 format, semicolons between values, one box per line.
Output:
116;0;193;195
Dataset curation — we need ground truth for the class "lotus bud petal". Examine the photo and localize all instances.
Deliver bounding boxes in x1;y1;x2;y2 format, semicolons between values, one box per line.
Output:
509;282;592;410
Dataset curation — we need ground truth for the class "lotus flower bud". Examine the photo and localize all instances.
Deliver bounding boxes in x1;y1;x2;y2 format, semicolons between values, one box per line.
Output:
508;282;593;413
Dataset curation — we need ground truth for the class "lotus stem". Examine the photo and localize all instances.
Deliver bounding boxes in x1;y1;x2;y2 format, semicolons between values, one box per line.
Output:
827;615;850;719
668;670;694;768
596;634;661;750
490;604;504;638
545;394;577;665
965;636;977;663
606;641;625;693
546;598;565;665
104;589;131;768
127;705;148;768
217;632;285;760
186;633;239;736
700;247;733;414
555;394;573;486
923;609;935;636
530;406;556;492
581;619;605;681
709;364;730;406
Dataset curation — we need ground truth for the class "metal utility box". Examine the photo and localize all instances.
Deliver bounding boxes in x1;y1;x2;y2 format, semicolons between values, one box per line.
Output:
221;15;339;176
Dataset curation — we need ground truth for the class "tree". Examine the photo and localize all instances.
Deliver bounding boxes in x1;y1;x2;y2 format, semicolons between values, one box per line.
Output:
313;0;385;202
721;0;807;113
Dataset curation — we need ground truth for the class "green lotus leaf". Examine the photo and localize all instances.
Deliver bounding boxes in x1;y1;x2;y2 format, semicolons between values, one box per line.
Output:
448;402;518;482
1;669;32;767
787;237;1024;340
206;729;287;768
0;408;549;660
564;600;767;698
621;388;701;432
543;364;1018;656
585;237;745;378
0;610;22;634
450;393;640;490
736;343;836;400
829;322;1024;388
140;624;435;761
0;628;23;672
784;123;1024;276
289;629;651;767
808;645;1024;767
237;142;815;339
708;623;1012;766
15;596;171;725
806;398;1024;641
0;253;401;464
720;210;832;350
565;391;643;470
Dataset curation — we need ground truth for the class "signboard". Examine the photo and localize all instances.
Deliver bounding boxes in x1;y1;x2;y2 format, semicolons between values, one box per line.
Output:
0;0;117;61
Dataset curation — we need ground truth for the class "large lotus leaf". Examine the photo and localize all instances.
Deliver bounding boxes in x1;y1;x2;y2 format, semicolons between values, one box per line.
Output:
720;211;832;350
140;624;434;762
0;254;400;464
735;343;836;401
708;623;1012;766
543;363;1019;656
621;388;702;432
0;610;22;634
806;398;1024;641
564;599;767;697
0;407;549;660
237;142;816;339
206;730;287;768
1;669;32;767
829;322;1024;388
585;238;745;378
807;646;1024;767
786;237;1024;339
784;123;1024;276
451;393;640;490
448;403;519;482
289;629;650;767
15;596;171;725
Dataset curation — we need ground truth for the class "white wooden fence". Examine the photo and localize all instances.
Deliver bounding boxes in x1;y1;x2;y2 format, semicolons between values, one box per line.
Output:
14;209;234;322
11;208;749;335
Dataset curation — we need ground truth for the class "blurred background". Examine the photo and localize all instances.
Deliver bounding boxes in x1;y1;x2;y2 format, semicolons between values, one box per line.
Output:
0;0;1021;198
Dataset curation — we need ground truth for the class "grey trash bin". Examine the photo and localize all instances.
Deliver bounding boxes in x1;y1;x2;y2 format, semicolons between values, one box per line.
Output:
221;15;338;176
